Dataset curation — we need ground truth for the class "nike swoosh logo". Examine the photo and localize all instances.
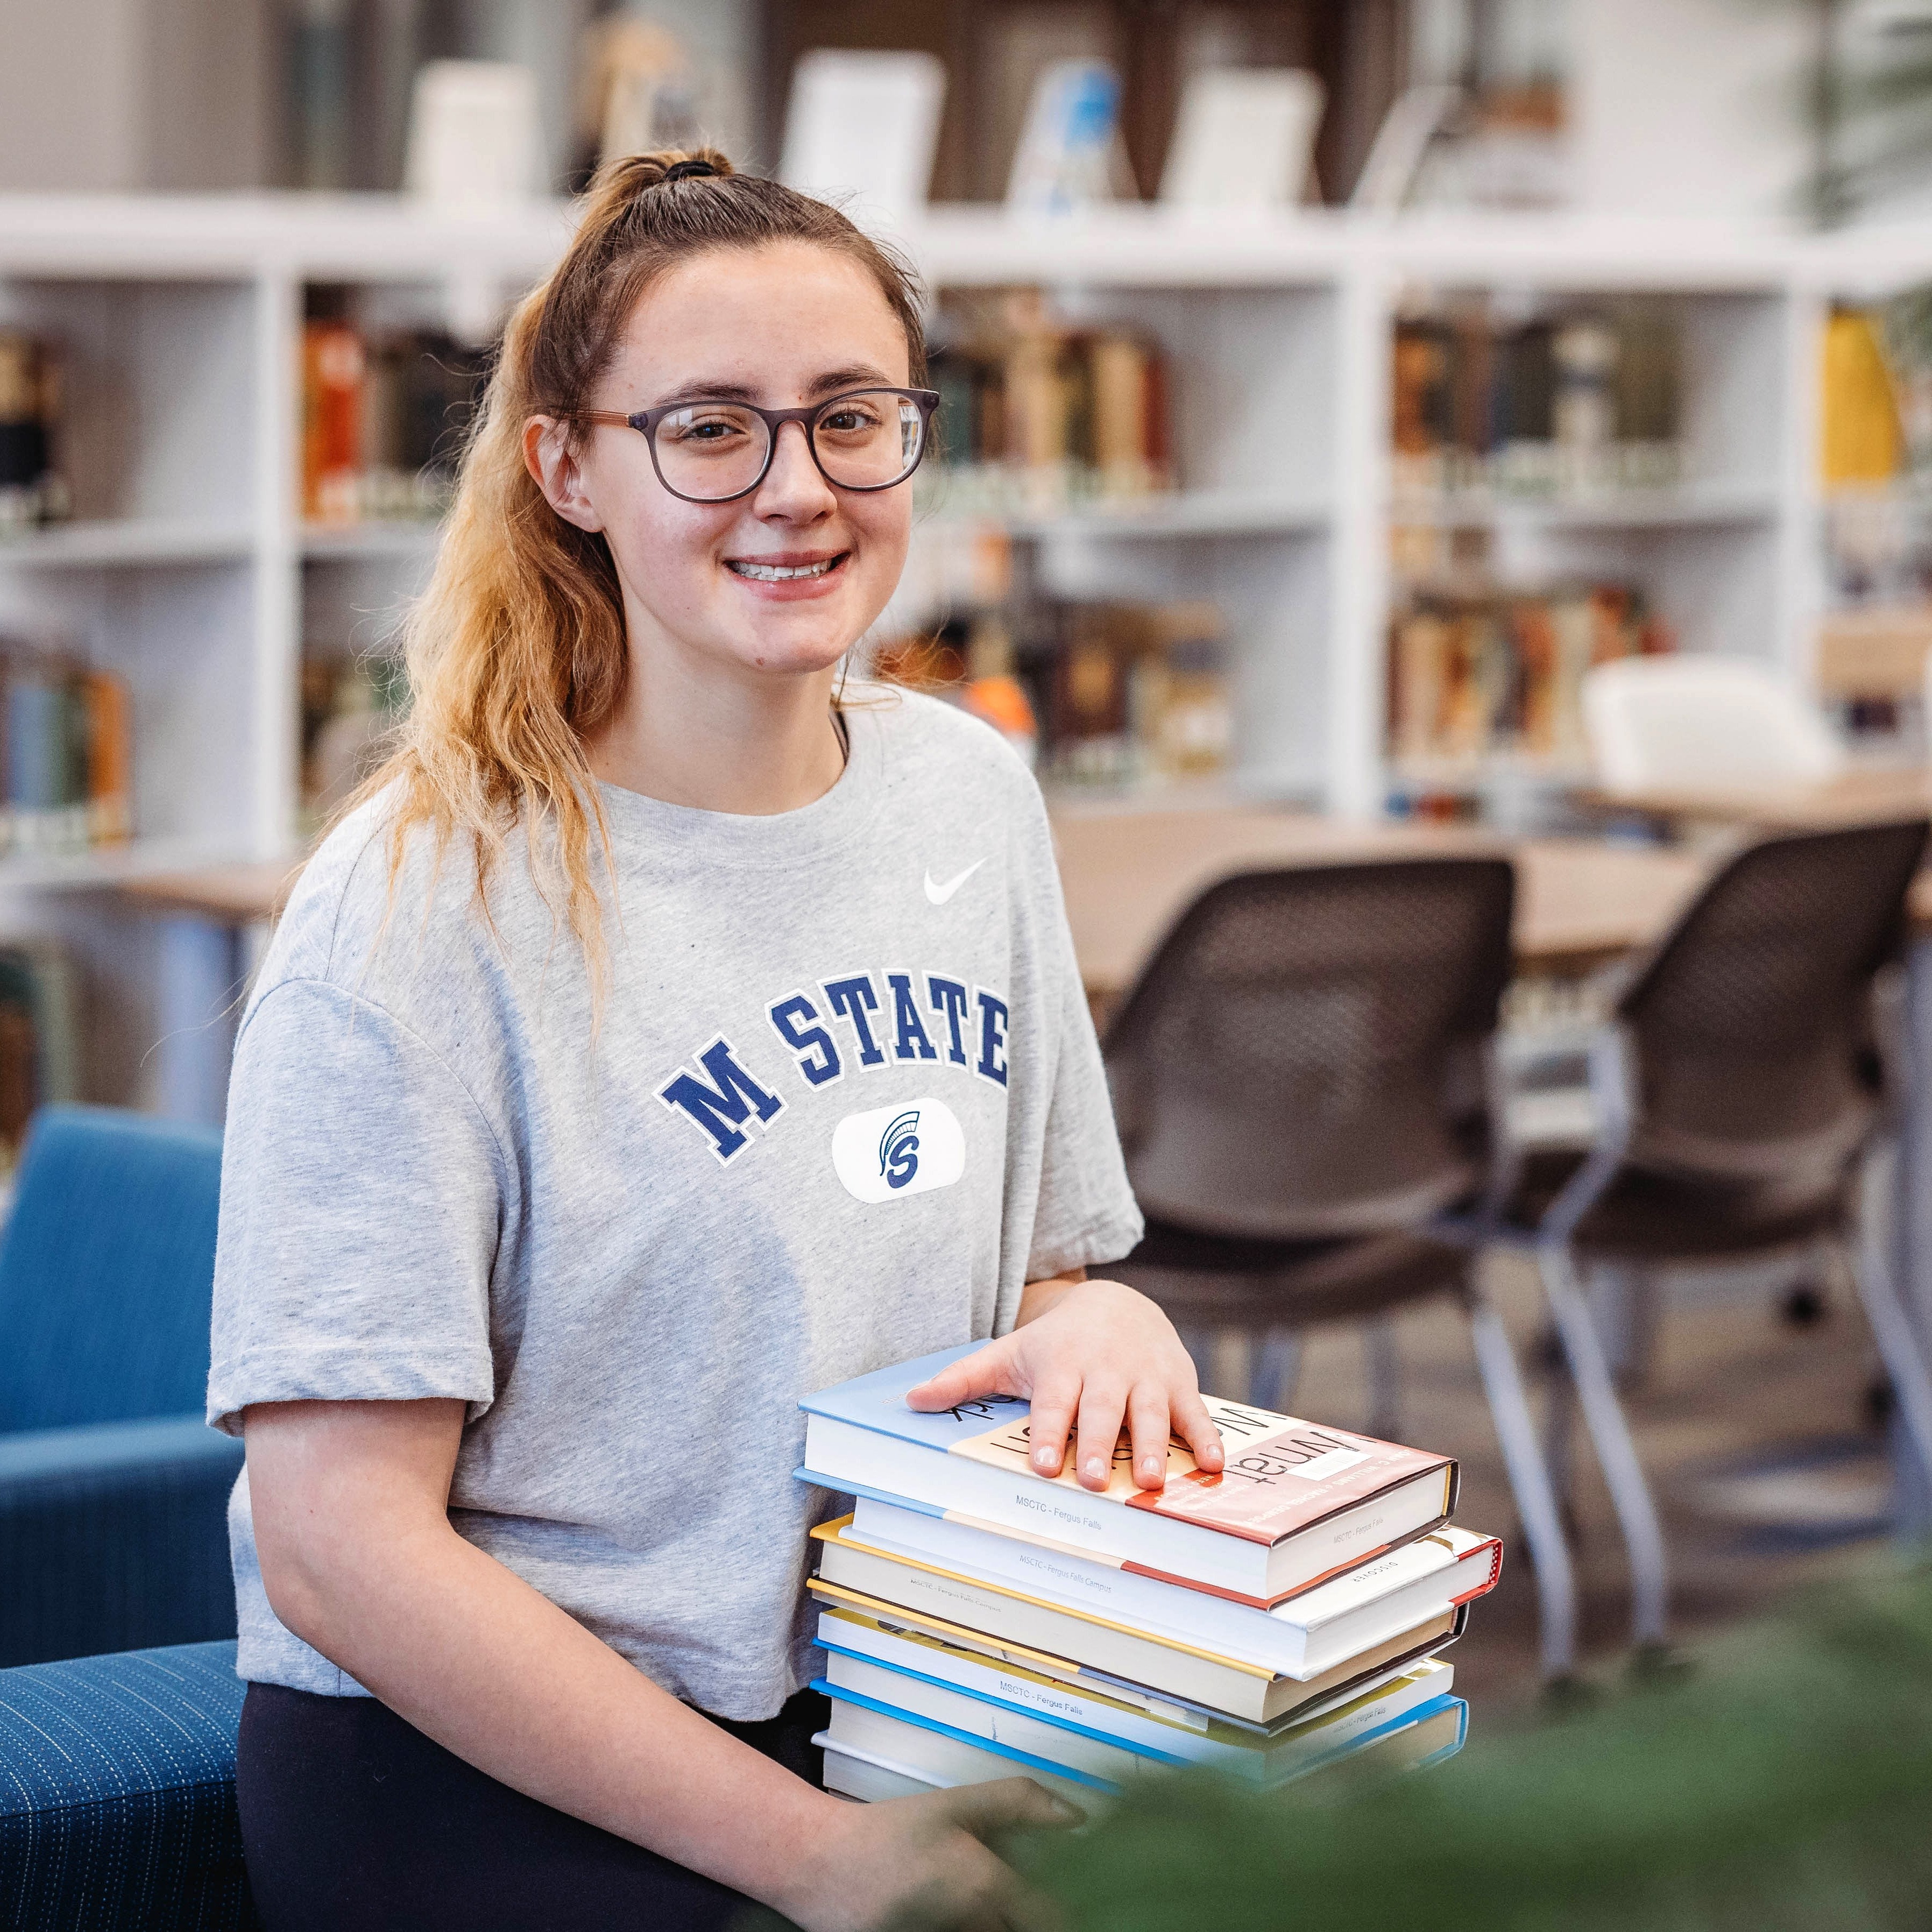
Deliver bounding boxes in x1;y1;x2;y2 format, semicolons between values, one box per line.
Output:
924;859;986;906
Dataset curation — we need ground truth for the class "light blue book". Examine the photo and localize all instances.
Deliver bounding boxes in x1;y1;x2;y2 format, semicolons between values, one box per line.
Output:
816;1674;1468;1806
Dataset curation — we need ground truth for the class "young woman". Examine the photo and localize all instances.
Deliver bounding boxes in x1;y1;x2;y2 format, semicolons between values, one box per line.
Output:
208;150;1223;1932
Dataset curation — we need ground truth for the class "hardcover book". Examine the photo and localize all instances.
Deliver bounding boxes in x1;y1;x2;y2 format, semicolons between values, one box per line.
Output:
807;1572;1462;1728
816;1686;1469;1807
818;1613;1454;1785
799;1343;1457;1601
810;1515;1499;1688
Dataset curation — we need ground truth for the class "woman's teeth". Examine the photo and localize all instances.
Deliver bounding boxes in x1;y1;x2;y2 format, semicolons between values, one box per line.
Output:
728;557;838;582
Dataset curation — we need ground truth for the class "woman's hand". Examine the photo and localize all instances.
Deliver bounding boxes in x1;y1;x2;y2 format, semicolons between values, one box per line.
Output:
784;1779;1076;1932
905;1273;1224;1493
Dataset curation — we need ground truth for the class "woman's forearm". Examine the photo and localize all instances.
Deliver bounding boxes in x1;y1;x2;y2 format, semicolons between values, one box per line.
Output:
244;1400;843;1919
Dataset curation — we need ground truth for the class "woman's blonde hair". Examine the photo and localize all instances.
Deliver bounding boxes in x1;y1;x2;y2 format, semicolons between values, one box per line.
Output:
356;147;926;978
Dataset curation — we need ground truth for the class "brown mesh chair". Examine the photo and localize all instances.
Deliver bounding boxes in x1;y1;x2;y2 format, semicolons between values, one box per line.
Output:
1103;859;1581;1679
1477;818;1932;1658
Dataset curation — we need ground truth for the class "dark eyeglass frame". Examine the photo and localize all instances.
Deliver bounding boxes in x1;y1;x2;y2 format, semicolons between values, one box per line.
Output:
575;385;941;504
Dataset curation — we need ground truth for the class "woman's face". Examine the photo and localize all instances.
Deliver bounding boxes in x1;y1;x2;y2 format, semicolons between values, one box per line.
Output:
531;240;916;687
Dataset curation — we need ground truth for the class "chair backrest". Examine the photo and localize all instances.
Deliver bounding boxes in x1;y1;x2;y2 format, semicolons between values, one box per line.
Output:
1583;657;1846;792
1615;819;1929;1184
0;1106;224;1434
1103;858;1515;1240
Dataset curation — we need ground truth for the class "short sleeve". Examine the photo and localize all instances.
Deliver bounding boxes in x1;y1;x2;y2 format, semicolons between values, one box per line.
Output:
1023;861;1145;1285
206;978;505;1436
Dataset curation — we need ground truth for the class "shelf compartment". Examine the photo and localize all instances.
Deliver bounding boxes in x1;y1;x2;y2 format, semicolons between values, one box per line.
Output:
928;489;1329;541
1388;482;1779;531
0;518;254;568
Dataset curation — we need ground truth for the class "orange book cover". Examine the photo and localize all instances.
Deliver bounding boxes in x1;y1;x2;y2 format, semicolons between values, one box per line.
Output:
945;1402;1453;1551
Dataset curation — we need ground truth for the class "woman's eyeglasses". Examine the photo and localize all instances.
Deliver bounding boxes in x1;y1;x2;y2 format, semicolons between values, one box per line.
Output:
576;386;940;505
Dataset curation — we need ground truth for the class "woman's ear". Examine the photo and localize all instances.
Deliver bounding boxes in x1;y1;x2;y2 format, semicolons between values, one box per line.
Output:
523;416;604;533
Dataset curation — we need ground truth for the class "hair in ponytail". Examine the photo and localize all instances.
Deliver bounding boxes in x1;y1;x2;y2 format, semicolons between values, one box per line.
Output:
354;148;926;985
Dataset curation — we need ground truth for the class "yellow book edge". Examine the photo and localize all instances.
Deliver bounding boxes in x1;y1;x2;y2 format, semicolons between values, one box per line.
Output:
810;1516;1276;1680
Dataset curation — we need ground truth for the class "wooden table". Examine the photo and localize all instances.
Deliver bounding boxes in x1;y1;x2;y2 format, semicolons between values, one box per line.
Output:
1050;806;1709;997
1587;765;1932;832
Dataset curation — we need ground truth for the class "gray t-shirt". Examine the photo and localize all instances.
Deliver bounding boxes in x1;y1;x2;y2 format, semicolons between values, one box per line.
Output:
206;689;1142;1719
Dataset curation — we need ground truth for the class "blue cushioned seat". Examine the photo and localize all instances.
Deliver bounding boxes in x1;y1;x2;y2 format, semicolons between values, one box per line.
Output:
0;1640;257;1930
0;1107;240;1667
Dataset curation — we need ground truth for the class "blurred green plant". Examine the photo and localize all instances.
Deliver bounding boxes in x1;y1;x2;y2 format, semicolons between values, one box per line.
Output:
995;1560;1932;1932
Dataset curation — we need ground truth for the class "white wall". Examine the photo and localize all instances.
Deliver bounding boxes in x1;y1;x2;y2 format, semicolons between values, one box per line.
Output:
1569;0;1815;220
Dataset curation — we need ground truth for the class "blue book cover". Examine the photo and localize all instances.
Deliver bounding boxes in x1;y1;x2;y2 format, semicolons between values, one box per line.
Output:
798;1343;1020;1450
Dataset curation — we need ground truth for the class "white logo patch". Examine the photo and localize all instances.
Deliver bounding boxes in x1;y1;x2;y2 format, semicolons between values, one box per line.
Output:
832;1095;966;1204
923;859;985;905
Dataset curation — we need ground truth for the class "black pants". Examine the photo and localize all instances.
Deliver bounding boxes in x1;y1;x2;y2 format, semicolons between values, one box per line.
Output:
236;1681;829;1932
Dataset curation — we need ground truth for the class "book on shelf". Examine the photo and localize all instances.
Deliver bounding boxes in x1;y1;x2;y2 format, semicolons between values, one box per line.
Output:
926;291;1171;516
1392;299;1681;501
1387;579;1671;770
872;599;1231;791
818;1605;1454;1786
0;645;133;856
798;1342;1457;1604
0;938;80;1168
817;1679;1469;1809
302;310;490;526
0;329;68;533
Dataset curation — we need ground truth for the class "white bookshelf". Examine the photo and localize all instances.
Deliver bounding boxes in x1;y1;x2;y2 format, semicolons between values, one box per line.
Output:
0;193;1914;1114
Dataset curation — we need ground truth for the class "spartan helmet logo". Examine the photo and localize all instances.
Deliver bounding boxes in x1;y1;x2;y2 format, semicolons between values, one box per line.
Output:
878;1109;922;1190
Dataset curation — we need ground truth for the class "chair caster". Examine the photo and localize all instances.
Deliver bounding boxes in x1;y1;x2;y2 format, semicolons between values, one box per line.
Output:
1538;1673;1602;1717
1780;1282;1829;1328
1628;1641;1693;1688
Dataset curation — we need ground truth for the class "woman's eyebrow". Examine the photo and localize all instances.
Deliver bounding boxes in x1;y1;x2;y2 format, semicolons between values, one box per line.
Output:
645;367;900;410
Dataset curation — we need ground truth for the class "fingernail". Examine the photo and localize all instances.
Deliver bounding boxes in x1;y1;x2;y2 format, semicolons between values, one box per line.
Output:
1033;1446;1057;1469
1140;1455;1162;1479
1083;1456;1105;1481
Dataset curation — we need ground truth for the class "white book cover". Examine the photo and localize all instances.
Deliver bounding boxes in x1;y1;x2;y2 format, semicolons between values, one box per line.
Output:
845;1497;1500;1677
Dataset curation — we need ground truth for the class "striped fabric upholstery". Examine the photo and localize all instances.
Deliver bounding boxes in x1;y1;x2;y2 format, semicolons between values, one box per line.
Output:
0;1640;257;1931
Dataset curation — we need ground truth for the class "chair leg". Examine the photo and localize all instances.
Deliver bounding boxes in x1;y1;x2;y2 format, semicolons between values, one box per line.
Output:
1846;1227;1932;1543
1588;1263;1660;1390
1539;1242;1671;1651
1542;1337;1576;1519
1250;1328;1303;1413
1467;1288;1578;1681
1364;1320;1400;1440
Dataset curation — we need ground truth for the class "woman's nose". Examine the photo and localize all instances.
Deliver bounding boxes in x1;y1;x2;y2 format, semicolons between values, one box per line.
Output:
754;419;836;515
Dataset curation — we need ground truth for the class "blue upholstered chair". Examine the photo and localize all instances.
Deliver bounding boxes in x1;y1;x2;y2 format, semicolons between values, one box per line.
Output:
0;1106;240;1668
0;1639;258;1929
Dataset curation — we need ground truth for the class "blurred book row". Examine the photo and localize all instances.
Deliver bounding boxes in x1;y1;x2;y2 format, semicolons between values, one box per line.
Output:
0;939;78;1170
0;645;133;855
0;330;68;533
925;294;1173;519
302;307;489;526
875;598;1229;791
1388;581;1672;770
300;653;404;827
1392;300;1682;500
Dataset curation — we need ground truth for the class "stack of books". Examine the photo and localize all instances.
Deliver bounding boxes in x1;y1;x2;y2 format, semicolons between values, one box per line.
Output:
796;1344;1498;1810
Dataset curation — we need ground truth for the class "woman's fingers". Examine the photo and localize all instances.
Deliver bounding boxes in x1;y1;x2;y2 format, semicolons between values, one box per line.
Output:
1025;1374;1080;1477
1127;1382;1175;1489
1173;1382;1226;1473
904;1334;1021;1412
1072;1379;1129;1490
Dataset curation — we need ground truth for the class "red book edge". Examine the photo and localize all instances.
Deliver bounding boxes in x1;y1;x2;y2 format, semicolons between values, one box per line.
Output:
1122;1452;1458;1550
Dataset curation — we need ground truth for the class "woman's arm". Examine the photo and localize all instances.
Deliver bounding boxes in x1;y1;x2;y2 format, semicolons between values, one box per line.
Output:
244;1398;1073;1932
905;1268;1225;1492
